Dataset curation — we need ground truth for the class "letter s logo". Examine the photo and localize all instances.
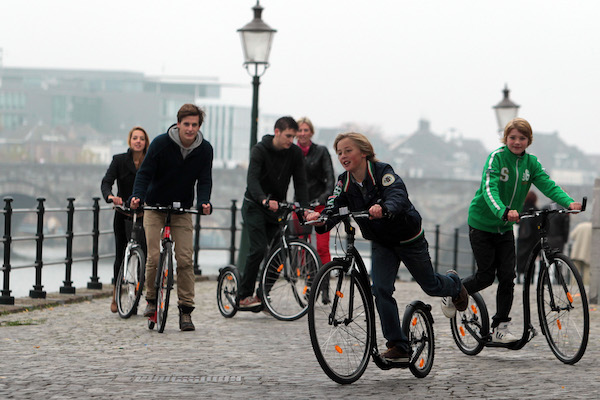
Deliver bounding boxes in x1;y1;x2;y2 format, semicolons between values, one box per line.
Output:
500;167;509;182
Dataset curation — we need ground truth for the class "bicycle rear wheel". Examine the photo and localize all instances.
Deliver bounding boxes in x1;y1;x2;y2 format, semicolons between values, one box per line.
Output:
116;247;146;318
537;253;589;364
157;243;173;333
402;302;435;378
217;265;239;318
261;240;320;321
308;260;373;384
450;293;489;356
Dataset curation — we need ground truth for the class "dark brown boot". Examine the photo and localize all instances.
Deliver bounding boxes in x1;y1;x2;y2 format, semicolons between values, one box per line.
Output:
110;286;118;313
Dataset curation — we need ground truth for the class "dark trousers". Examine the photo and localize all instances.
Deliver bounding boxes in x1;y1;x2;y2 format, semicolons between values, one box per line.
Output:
463;226;515;328
112;212;146;283
238;200;279;299
371;235;461;352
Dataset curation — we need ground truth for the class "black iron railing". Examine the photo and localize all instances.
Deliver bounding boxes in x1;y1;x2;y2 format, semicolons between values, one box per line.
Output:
0;196;473;305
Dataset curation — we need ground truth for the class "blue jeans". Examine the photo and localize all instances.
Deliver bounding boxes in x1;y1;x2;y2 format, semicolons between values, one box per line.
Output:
371;235;461;351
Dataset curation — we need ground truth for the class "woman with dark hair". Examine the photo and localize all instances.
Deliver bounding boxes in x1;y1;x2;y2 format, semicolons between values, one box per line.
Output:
101;126;149;313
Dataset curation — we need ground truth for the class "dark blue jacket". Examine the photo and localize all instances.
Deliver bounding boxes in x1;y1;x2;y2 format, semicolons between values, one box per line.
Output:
318;161;422;245
131;126;213;209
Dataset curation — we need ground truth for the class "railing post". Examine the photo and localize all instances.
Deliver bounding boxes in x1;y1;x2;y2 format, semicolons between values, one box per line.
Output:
433;224;440;273
453;227;459;272
29;197;46;298
60;197;76;294
1;197;15;305
229;200;238;265
87;197;102;289
193;211;202;276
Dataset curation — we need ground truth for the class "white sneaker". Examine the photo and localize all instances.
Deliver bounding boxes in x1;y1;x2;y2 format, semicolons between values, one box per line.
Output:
440;296;456;318
491;322;518;343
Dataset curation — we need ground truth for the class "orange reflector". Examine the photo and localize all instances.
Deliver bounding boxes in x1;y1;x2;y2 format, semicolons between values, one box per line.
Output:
567;292;573;303
136;282;140;291
224;305;230;310
336;291;344;298
460;326;465;337
412;317;417;326
335;345;343;354
557;319;562;330
471;305;478;314
277;264;284;273
297;268;301;277
303;286;308;295
419;358;425;368
226;275;233;281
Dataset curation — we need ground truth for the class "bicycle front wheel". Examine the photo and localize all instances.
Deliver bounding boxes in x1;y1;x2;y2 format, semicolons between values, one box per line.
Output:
116;247;146;318
261;240;320;321
450;293;489;356
537;253;589;364
157;242;174;333
308;260;373;384
402;302;435;378
217;265;239;318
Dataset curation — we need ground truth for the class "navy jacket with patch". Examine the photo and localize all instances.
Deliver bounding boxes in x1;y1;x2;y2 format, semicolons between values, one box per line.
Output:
317;161;422;245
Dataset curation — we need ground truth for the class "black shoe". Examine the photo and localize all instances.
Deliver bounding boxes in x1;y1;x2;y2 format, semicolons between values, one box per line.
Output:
179;312;195;331
143;301;156;317
381;346;411;363
321;289;330;305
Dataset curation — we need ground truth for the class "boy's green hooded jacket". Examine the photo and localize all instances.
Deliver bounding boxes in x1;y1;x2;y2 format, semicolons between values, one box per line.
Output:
468;146;573;233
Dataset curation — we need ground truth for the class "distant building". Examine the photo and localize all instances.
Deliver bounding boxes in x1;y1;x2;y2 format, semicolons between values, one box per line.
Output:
390;119;488;180
0;67;278;166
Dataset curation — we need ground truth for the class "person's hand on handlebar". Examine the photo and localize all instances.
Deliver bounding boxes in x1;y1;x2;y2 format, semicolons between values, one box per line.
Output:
569;202;582;211
108;195;123;206
201;203;212;215
130;197;140;210
262;199;279;212
506;209;520;222
306;211;325;226
369;204;384;219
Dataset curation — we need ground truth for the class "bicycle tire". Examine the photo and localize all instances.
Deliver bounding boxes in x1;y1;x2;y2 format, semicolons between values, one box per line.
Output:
116;246;145;318
450;292;489;356
536;252;589;364
157;243;173;333
261;239;320;321
308;260;374;384
217;265;239;318
402;302;435;378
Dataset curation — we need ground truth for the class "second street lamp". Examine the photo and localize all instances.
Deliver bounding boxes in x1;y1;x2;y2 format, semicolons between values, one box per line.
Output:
238;0;276;153
493;84;520;133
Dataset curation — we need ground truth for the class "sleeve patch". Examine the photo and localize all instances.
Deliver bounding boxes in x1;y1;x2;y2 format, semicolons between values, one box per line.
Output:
382;174;395;187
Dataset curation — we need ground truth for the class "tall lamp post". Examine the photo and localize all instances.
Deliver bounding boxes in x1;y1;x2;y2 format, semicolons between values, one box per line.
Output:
493;84;520;133
238;1;276;152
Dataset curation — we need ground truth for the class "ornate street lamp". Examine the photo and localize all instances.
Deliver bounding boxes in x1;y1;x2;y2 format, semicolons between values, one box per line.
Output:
238;1;276;152
493;84;520;133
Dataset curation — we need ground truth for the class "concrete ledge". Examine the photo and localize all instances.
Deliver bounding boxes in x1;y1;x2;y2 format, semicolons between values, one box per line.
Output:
0;274;218;315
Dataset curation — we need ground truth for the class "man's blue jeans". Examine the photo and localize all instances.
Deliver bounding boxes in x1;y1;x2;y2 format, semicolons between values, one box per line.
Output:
371;235;461;351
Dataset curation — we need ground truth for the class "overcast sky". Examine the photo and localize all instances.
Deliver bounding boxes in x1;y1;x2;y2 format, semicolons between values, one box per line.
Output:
1;0;599;153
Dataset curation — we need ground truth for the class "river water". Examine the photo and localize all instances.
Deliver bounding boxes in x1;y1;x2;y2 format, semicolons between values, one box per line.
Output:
4;249;231;299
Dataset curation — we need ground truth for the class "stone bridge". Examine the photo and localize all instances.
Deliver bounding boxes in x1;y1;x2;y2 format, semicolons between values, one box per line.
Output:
0;162;592;229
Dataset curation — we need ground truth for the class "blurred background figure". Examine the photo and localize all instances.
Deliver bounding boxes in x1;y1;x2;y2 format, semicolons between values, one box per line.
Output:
101;126;149;313
544;201;570;252
516;191;538;283
569;221;592;285
295;117;335;265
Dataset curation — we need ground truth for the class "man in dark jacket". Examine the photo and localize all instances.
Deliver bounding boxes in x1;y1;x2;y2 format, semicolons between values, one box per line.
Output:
130;104;213;331
238;116;309;308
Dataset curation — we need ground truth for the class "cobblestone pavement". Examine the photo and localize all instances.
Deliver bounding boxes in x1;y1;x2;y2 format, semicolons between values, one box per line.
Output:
0;278;598;399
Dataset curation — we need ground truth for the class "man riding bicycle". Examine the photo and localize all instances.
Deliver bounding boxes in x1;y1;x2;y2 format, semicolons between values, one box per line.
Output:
237;116;309;308
130;103;213;332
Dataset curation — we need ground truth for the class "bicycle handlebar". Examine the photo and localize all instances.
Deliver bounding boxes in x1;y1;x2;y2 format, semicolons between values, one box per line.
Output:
304;207;387;225
143;204;201;214
519;197;586;220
